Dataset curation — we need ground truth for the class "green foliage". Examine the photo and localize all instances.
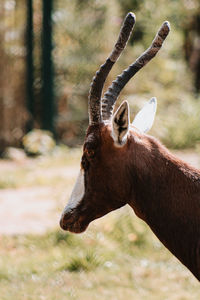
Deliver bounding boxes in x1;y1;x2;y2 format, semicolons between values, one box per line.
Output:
47;231;77;247
0;148;200;299
1;0;200;148
54;0;108;85
117;0;142;13
0;222;199;299
161;97;200;149
106;212;148;252
60;251;102;272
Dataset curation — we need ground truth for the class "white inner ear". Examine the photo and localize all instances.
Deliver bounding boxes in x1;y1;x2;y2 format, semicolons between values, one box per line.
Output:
112;100;130;146
132;97;157;133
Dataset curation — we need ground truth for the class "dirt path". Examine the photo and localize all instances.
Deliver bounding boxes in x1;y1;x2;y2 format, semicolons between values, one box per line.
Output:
0;156;80;235
0;187;57;234
0;150;199;235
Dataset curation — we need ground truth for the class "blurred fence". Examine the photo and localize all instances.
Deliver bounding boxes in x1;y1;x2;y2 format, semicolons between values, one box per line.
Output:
0;0;27;153
0;0;111;153
0;0;200;153
0;0;56;153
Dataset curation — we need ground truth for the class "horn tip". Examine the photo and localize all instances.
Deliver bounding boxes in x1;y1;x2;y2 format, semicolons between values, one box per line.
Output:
126;12;136;23
163;21;171;32
158;21;170;40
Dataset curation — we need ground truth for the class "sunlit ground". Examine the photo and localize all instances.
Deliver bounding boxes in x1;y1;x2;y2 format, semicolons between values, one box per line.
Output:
0;147;199;300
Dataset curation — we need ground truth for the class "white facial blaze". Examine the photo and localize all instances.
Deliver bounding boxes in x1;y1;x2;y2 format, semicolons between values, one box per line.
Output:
63;169;85;212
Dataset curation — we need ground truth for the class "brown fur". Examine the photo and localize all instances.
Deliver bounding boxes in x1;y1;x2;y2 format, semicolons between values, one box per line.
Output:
61;123;200;281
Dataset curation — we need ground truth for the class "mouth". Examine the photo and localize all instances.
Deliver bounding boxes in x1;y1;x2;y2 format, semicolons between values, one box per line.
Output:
59;214;89;234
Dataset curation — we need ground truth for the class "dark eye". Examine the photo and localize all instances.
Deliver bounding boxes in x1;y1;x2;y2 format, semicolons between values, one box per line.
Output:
85;149;95;159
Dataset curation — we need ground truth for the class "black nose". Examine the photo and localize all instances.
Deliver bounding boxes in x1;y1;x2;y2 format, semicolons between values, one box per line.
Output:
60;212;75;230
59;215;67;230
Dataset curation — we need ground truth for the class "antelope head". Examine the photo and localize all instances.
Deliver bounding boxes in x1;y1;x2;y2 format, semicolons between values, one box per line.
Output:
60;13;170;233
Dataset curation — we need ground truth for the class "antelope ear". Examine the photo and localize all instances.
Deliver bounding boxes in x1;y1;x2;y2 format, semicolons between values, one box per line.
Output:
132;97;157;133
112;100;130;146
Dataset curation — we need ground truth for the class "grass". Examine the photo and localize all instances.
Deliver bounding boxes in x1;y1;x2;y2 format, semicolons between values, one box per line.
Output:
0;146;80;189
59;251;102;272
0;147;199;299
0;212;199;300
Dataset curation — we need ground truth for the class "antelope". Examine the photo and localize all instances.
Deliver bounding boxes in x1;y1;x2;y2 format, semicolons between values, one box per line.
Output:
60;12;200;281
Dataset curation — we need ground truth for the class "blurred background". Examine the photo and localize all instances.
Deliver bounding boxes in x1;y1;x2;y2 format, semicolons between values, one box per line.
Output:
0;0;200;151
0;0;200;299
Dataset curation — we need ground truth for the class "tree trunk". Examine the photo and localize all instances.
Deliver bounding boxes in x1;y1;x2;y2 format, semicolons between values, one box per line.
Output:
41;0;55;135
26;0;34;131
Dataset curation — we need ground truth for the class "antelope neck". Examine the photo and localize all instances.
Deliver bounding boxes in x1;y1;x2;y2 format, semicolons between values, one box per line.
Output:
128;137;200;280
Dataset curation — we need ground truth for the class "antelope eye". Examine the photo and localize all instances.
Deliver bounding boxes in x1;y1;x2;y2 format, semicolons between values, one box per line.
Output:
85;149;95;158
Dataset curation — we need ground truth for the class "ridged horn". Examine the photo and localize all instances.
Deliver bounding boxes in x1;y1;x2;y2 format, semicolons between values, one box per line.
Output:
101;21;170;121
88;12;136;125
